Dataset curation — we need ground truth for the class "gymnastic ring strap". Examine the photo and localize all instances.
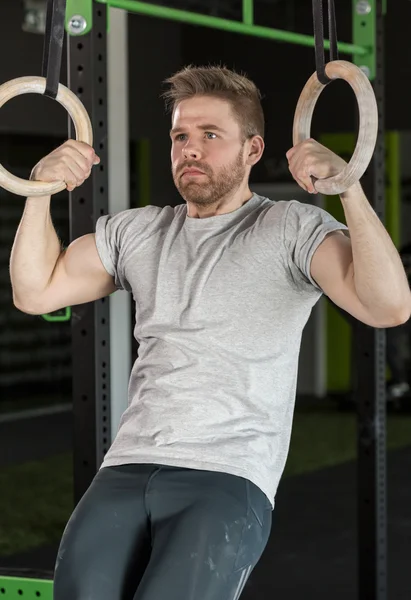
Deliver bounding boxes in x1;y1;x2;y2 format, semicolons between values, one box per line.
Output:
42;0;67;99
312;0;339;85
292;60;378;195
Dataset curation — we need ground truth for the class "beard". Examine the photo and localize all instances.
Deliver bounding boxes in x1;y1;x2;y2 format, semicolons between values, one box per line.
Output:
172;147;246;206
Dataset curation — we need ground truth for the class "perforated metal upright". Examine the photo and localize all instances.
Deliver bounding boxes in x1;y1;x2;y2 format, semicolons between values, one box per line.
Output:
353;1;387;598
67;3;111;504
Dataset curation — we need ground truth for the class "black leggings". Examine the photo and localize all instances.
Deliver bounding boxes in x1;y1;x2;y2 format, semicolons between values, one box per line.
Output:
54;463;272;600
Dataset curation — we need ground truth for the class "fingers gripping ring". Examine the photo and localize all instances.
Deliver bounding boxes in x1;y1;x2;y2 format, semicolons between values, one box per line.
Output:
0;76;93;197
292;60;378;195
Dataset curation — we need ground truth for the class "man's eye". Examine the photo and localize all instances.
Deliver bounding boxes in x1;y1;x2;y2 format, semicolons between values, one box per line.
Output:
205;132;217;139
175;134;187;141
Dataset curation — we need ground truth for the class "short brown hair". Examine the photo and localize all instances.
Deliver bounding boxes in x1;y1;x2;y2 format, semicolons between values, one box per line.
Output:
162;65;265;140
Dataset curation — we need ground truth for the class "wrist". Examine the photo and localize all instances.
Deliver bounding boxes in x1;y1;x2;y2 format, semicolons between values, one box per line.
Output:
339;181;364;202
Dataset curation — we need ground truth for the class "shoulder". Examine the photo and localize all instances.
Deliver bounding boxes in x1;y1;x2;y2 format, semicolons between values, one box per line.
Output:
109;204;173;225
281;199;344;234
251;195;322;221
251;195;305;232
97;204;177;236
249;193;288;220
251;194;341;226
253;196;347;248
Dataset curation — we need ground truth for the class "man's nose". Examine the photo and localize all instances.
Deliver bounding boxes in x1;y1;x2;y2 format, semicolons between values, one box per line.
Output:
182;140;202;160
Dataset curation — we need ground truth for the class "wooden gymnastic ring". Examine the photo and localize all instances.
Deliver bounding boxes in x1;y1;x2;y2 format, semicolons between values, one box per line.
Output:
292;60;378;195
0;76;93;196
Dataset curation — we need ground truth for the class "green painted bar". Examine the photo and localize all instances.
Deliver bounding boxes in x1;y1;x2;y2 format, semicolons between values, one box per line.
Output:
352;0;376;80
66;0;93;34
97;0;367;55
0;576;53;598
42;306;72;322
242;0;253;25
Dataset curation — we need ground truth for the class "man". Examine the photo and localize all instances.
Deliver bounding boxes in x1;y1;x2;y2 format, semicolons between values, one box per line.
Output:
10;65;410;599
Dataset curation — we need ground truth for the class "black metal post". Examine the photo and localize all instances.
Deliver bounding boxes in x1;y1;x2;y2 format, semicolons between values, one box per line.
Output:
356;1;387;598
67;3;111;504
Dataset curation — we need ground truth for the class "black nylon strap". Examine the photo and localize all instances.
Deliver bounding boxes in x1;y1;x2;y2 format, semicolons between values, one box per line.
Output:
42;0;67;99
312;0;339;85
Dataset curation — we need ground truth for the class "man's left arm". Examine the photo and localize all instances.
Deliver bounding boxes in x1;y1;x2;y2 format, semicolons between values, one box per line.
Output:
287;140;411;328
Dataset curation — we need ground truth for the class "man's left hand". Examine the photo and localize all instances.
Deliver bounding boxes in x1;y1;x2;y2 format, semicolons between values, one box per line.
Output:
286;138;347;194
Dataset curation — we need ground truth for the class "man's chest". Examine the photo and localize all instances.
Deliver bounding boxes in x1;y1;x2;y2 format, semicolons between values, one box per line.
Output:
123;229;295;339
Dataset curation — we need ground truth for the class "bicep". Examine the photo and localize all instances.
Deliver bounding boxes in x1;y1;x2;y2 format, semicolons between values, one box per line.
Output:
310;232;380;327
39;233;116;314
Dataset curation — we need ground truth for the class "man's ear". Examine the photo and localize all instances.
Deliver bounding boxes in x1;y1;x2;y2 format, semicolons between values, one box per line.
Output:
246;136;265;167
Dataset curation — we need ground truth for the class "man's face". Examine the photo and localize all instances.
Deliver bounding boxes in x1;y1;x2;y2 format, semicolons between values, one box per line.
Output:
170;95;248;206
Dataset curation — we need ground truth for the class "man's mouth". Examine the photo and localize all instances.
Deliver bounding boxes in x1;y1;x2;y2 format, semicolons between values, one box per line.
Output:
182;168;206;177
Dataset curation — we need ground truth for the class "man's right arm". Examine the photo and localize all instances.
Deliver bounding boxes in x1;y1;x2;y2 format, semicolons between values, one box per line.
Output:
10;140;116;315
10;197;116;315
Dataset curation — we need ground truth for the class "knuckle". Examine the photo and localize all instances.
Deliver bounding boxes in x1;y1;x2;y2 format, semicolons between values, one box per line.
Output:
64;139;76;150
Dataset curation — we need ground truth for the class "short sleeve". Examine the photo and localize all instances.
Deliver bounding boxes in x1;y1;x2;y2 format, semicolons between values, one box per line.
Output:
282;200;349;291
95;211;134;291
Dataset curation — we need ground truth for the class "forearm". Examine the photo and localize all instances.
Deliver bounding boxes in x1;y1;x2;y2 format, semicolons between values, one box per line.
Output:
10;196;63;310
340;182;411;321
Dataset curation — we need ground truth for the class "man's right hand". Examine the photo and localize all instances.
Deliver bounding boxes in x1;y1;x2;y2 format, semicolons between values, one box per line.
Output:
30;140;100;192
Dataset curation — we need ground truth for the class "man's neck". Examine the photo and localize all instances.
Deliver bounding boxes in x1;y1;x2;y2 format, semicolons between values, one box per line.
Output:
186;187;253;219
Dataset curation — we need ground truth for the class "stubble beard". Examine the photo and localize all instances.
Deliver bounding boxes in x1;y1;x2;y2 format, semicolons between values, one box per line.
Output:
173;148;246;207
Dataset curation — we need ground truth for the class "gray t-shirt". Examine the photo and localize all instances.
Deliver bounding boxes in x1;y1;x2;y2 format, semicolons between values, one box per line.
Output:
95;193;347;507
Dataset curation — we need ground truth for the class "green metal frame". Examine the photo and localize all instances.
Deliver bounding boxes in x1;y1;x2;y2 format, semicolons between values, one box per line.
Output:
41;306;72;322
66;0;93;34
0;575;53;598
353;0;377;80
67;0;368;57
